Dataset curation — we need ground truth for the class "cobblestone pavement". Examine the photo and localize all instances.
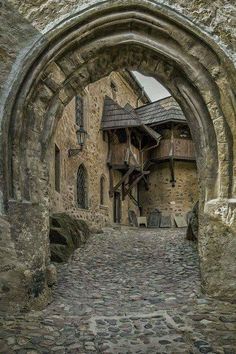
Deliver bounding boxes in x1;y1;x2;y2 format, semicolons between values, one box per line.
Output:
1;227;236;354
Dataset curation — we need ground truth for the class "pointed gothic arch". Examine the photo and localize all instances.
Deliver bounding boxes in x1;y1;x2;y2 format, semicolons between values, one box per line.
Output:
0;1;235;310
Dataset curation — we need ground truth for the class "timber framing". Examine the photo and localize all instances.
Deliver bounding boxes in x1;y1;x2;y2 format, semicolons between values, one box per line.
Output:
104;94;198;199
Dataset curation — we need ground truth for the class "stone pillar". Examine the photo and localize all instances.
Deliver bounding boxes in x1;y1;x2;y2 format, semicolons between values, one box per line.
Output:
199;198;236;300
0;200;52;311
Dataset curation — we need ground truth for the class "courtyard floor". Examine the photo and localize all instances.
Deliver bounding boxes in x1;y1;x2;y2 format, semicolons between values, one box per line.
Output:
0;227;236;354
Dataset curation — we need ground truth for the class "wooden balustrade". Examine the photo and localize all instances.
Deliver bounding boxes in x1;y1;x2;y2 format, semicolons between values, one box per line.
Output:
151;138;195;160
110;143;140;166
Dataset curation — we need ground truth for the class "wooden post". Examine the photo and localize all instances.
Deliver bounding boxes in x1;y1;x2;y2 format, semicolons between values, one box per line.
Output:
113;167;135;193
109;168;114;198
124;171;150;197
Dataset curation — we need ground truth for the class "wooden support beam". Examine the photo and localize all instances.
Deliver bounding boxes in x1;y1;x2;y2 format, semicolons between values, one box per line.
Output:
140;170;150;175
113;166;135;193
124;147;130;164
109;168;114;197
169;156;176;187
107;148;112;165
128;191;139;207
143;175;149;191
107;131;112;166
124;171;150;197
122;182;125;201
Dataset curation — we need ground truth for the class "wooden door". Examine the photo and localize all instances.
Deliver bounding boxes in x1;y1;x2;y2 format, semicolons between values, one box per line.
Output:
114;192;121;223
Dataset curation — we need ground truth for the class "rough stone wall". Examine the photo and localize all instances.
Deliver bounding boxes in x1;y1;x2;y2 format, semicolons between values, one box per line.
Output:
7;0;236;62
48;71;141;229
0;2;38;95
139;162;198;222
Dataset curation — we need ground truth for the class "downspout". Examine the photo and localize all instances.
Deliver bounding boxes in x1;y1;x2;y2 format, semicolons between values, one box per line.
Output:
136;87;145;108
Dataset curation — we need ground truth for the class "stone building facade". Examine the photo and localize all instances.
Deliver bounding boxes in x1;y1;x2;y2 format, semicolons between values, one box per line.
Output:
49;71;147;228
139;161;198;219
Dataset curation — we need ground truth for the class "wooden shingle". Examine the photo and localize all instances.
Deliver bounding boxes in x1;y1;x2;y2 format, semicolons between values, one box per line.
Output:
101;96;187;131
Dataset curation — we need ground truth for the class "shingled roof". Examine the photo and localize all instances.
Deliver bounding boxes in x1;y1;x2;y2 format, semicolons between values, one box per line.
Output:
101;96;186;131
101;96;142;130
136;96;186;125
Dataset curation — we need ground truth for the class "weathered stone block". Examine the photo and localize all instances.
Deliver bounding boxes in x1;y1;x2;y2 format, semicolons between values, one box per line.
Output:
42;62;66;92
199;199;236;300
49;213;90;262
46;264;57;287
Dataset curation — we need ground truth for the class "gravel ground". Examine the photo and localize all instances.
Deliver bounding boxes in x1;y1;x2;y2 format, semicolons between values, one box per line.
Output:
0;227;236;354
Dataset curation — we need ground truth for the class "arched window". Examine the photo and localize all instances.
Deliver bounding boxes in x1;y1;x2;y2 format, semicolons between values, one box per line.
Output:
100;175;105;205
77;164;88;209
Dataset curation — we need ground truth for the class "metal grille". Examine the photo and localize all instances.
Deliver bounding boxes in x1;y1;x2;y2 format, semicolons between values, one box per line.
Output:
77;164;88;209
75;95;84;127
100;176;105;205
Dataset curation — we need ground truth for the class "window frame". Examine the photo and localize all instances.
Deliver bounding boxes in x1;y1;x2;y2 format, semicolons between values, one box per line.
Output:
77;164;88;209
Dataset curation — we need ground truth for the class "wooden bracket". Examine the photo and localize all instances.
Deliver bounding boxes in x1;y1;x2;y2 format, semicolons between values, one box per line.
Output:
113;166;135;193
124;171;150;197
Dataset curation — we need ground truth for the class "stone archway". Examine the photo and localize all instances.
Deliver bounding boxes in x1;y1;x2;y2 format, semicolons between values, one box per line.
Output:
1;1;236;310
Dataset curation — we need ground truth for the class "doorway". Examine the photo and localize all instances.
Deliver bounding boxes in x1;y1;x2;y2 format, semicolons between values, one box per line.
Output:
114;192;121;223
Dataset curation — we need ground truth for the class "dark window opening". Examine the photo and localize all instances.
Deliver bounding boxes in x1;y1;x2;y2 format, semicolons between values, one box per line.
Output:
77;164;88;209
55;144;60;193
116;129;127;144
131;131;140;149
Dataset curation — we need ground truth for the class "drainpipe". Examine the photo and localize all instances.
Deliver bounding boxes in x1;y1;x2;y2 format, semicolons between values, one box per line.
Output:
136;87;145;108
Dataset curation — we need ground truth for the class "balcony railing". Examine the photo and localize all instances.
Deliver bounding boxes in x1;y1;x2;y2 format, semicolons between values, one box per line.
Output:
109;143;141;167
151;138;195;160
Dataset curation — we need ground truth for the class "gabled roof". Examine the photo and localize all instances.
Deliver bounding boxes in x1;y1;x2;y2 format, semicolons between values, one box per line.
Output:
101;96;142;130
136;96;186;125
101;95;187;131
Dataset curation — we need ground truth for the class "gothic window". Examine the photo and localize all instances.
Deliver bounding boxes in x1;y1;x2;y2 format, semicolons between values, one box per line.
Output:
100;176;105;205
55;144;60;193
75;95;84;127
77;164;88;209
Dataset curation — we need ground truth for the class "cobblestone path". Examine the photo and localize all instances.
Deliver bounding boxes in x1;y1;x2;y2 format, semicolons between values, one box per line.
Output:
1;227;236;354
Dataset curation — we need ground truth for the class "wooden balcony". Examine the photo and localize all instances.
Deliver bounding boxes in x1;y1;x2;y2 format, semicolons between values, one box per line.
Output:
151;138;195;161
108;143;141;169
